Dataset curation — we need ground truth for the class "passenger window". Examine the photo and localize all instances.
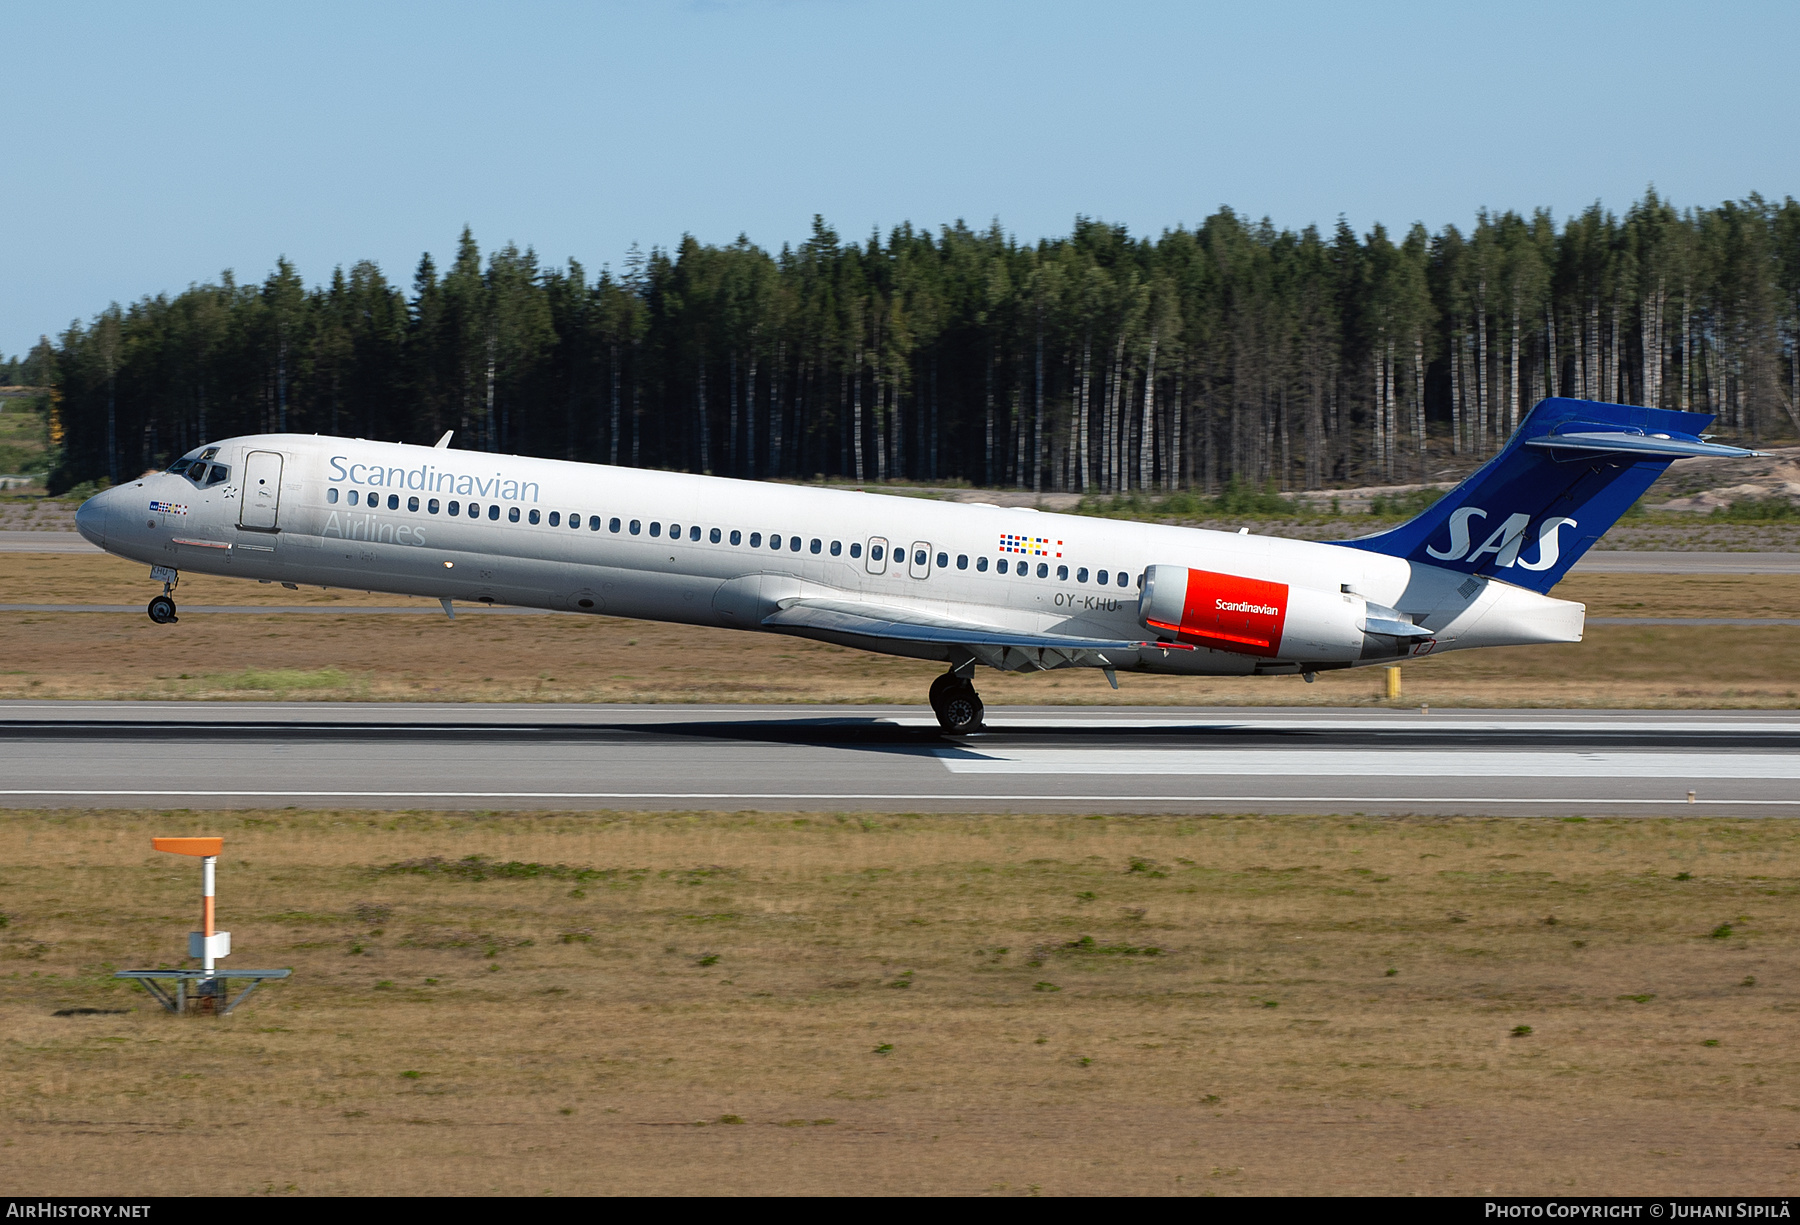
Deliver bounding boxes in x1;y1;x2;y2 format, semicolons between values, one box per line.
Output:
448;500;460;516
956;554;967;569
810;538;821;554
609;518;620;532
327;487;339;504
388;494;400;510
589;515;601;531
348;490;359;506
792;536;803;551
428;499;440;514
709;527;721;543
997;559;1008;574
871;544;884;562
1056;565;1067;580
548;511;560;526
1076;567;1088;583
509;507;520;523
488;504;500;521
729;529;741;545
749;532;761;547
528;509;540;525
830;541;841;556
773;534;784;550
850;542;861;558
1118;572;1129;588
1037;563;1048;578
1097;569;1108;585
937;552;948;569
650;522;662;538
466;502;478;517
977;557;988;572
668;523;679;538
630;520;641;535
1136;572;1144;589
409;496;420;512
690;525;701;541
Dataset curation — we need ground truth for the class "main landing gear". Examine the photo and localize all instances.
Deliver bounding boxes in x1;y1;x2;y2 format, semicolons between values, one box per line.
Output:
929;670;984;734
147;566;179;624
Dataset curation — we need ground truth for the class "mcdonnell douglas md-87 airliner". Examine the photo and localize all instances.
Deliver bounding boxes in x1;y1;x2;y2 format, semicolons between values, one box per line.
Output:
74;397;1756;732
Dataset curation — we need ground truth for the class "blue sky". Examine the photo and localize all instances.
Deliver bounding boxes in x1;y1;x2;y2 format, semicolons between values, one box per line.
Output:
2;0;1795;356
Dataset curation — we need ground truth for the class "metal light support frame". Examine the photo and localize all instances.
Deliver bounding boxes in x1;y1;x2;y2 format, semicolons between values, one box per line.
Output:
115;836;290;1016
114;968;291;1015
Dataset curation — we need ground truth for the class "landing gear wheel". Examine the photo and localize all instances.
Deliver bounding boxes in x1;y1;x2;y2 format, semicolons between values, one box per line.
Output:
147;594;178;624
930;673;984;734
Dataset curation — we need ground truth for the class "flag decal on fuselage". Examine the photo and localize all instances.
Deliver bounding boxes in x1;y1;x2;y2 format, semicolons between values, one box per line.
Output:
999;533;1061;557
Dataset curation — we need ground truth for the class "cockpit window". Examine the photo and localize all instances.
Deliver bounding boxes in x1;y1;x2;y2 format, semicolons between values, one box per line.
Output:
166;453;230;487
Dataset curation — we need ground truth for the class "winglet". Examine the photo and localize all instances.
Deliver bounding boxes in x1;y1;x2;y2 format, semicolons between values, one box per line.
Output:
153;836;222;857
434;430;454;449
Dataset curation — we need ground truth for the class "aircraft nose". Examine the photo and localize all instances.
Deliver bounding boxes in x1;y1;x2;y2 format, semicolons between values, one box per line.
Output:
74;489;110;548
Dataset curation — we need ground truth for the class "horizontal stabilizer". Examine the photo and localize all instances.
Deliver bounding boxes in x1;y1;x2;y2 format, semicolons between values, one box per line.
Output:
1524;431;1764;461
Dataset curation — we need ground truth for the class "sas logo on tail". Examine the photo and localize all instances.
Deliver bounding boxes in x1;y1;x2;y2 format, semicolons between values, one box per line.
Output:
1426;508;1577;572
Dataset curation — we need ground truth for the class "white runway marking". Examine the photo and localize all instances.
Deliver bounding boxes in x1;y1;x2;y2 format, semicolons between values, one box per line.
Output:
0;789;1794;806
938;749;1800;778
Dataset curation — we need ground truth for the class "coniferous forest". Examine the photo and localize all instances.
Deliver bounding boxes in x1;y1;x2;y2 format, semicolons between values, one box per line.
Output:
19;190;1800;495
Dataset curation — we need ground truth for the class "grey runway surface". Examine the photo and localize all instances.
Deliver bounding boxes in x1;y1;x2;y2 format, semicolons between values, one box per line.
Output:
3;701;1797;816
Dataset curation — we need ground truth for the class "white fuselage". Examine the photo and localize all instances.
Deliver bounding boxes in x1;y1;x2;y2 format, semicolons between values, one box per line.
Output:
76;434;1585;678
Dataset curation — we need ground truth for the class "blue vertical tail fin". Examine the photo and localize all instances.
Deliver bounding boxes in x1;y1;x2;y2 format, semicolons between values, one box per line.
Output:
1339;397;1761;593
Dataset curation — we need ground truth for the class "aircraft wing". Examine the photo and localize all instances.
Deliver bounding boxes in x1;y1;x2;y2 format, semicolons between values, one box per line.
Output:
762;596;1187;670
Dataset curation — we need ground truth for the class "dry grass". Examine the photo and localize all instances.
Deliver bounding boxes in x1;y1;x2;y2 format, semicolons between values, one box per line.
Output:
2;807;1796;1195
3;555;1797;706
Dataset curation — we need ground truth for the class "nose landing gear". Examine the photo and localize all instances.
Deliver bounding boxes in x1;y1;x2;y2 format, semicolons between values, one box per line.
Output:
147;566;179;624
928;669;984;734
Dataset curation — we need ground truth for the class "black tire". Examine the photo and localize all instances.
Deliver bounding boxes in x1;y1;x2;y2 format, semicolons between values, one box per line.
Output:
928;671;963;709
935;684;984;734
147;595;178;624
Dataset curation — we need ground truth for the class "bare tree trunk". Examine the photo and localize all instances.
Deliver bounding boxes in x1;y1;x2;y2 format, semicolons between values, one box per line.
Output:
1475;283;1490;454
852;349;864;483
728;351;739;475
1033;311;1045;494
770;343;784;477
608;343;621;465
745;350;758;478
696;362;710;474
984;346;994;486
1012;374;1024;489
484;331;497;453
1546;306;1558;400
929;356;939;480
630;341;642;467
1171;366;1183;492
1138;326;1157;490
875;370;888;482
1450;328;1463;457
1509;295;1521;434
1413;327;1426;479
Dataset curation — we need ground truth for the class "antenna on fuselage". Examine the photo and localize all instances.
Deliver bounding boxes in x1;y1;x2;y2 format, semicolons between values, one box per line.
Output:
434;430;454;449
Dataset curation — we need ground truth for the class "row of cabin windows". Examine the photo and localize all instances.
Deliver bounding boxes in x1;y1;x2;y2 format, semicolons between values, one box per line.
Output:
324;486;1141;587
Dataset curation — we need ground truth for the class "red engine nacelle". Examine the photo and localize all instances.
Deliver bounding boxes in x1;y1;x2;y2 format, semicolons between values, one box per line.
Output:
1137;564;1386;663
